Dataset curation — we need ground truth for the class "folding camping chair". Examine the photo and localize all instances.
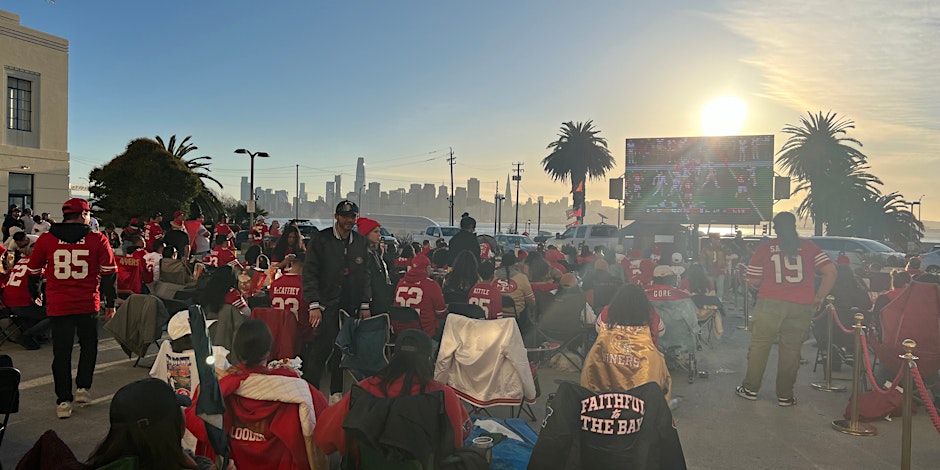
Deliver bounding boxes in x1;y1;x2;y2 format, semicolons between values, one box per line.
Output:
448;303;485;320
532;290;592;371
250;308;300;360
337;312;391;382
388;306;423;346
434;315;538;421
0;364;21;451
0;309;22;348
104;294;170;368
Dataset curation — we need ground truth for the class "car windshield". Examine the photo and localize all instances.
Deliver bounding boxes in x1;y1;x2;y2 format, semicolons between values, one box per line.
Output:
857;239;895;253
441;227;460;236
380;227;391;236
590;225;618;237
506;235;535;245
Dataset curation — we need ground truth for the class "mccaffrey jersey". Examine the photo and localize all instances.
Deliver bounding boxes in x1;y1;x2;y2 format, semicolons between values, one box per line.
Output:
3;255;35;308
747;239;832;305
28;230;117;316
270;272;304;317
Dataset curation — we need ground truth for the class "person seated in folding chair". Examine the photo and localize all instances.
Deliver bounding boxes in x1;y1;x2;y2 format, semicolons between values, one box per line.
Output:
2;245;47;350
392;254;447;337
150;311;230;400
185;320;328;470
495;252;536;323
582;284;672;402
314;329;471;466
467;260;504;320
686;263;725;342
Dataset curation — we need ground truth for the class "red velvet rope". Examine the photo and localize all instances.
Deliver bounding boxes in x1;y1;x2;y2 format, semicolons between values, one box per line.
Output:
830;306;855;334
859;334;905;395
812;304;829;321
910;365;940;434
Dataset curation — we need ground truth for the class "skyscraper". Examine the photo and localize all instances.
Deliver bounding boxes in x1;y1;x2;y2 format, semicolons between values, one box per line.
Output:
467;178;480;202
240;177;251;202
505;174;512;208
299;182;307;202
333;175;342;204
326;181;335;208
354;157;365;197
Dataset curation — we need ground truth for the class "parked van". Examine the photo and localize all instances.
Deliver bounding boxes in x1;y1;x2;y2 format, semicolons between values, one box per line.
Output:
554;224;620;251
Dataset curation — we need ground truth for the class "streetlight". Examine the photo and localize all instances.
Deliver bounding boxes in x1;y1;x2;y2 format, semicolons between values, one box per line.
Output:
234;148;270;223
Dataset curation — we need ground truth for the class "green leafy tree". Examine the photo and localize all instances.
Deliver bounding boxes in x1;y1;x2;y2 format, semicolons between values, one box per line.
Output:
542;121;614;224
220;195;267;230
89;138;201;223
155;134;224;221
777;112;879;235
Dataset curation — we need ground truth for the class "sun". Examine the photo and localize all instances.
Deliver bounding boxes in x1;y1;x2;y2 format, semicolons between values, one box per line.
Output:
701;97;747;136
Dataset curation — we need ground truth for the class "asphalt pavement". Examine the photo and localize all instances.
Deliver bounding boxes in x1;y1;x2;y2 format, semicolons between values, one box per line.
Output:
2;308;939;469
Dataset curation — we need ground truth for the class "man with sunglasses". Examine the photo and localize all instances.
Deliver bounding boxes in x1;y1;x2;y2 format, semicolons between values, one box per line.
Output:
303;200;372;403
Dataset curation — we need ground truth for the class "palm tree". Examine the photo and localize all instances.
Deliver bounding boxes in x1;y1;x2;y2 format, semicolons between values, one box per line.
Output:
777;112;876;235
155;134;224;221
846;191;923;249
542;121;614;224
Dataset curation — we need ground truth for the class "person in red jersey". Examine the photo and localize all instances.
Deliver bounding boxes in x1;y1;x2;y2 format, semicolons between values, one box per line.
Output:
393;254;447;336
467;260;504;319
27;198;118;419
250;215;268;246
736;212;837;406
2;249;47;349
203;234;240;268
214;214;236;248
116;242;145;295
142;212;164;251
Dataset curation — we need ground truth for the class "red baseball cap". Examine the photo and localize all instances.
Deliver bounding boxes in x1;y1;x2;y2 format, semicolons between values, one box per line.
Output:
411;254;431;271
173;211;183;218
62;198;91;215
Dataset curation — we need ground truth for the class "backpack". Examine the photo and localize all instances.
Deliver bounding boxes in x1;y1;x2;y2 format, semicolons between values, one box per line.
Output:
440;448;489;470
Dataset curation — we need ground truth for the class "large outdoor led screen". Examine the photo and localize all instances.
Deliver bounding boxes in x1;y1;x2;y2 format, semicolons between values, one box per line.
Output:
624;135;774;224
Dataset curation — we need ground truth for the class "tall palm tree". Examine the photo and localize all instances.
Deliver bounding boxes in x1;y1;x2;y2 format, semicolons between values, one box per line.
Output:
846;191;923;249
777;112;876;235
542;121;614;224
155;134;224;221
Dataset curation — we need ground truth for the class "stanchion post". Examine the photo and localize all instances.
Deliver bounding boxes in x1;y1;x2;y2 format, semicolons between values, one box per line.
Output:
812;296;846;392
832;312;877;436
900;339;917;470
737;282;750;331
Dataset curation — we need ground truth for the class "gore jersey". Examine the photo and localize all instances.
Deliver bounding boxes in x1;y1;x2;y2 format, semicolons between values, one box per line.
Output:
3;255;35;308
747;239;832;305
28;231;117;316
467;281;504;319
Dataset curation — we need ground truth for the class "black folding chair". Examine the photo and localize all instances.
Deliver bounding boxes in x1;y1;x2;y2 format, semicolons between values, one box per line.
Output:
387;306;423;346
502;295;518;318
448;303;485;320
0;309;22;348
0;365;21;451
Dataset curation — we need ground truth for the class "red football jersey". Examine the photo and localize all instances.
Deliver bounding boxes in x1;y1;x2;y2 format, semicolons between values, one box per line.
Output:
203;246;239;268
224;288;248;311
468;281;503;319
747;239;832;304
117;253;143;294
215;222;235;247
143;221;164;251
28;231;117;316
393;277;447;336
269;272;314;342
626;259;654;287
3;255;35;308
250;223;268;245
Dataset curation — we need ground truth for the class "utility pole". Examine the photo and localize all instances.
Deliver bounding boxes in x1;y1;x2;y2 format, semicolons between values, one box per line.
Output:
448;148;456;226
493;181;500;236
512;162;523;234
295;164;299;220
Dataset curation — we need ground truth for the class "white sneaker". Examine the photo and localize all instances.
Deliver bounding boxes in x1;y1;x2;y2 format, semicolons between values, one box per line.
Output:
76;388;91;405
56;402;73;419
329;392;343;406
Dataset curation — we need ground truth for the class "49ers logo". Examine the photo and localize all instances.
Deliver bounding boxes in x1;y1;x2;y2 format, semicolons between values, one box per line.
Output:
496;279;518;294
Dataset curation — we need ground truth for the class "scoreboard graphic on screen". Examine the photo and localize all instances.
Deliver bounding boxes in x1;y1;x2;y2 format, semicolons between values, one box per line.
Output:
624;135;774;224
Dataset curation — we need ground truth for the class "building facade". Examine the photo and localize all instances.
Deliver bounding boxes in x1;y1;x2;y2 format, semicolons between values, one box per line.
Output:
0;10;69;216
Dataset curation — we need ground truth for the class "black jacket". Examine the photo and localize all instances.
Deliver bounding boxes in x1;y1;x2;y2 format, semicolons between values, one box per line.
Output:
367;246;393;314
447;230;479;266
302;225;371;312
528;381;686;470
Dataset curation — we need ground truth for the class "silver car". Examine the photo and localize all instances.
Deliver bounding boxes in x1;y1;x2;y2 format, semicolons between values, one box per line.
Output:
494;234;539;254
919;249;940;273
807;236;906;270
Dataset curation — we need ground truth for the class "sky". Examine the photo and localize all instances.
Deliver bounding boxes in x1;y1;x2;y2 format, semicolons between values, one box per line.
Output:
9;0;940;220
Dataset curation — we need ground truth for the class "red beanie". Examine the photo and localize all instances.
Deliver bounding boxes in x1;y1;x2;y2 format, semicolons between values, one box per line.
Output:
357;217;381;236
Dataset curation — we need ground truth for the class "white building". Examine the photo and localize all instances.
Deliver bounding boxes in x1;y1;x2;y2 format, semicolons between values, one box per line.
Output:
0;10;69;216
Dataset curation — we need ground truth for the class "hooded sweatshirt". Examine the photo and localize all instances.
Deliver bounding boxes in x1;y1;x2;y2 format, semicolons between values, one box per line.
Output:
27;222;117;316
393;266;447;336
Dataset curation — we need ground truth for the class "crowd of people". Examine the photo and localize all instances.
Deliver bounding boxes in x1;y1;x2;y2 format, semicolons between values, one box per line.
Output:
3;197;939;469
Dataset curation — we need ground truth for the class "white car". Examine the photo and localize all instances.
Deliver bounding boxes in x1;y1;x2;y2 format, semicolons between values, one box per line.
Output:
806;236;906;270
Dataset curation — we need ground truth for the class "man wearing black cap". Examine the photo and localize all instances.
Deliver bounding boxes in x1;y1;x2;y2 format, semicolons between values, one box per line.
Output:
447;215;480;266
302;200;372;402
27;198;118;419
2;204;24;240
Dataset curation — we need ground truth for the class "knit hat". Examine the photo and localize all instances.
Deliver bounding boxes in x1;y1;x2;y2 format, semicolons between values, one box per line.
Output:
110;379;191;428
357;217;380;236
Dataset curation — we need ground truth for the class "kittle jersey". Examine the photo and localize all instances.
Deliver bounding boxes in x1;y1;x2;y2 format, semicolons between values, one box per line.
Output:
747;239;832;305
467;281;503;319
28;231;117;316
3;255;36;308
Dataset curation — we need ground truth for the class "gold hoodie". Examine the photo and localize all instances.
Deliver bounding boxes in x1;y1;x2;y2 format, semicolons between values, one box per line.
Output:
580;324;672;402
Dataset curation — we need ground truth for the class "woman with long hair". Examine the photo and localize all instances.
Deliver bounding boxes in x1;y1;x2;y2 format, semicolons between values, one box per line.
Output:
443;250;479;303
199;265;250;317
313;329;470;460
582;284;672;400
87;379;213;470
270;224;305;270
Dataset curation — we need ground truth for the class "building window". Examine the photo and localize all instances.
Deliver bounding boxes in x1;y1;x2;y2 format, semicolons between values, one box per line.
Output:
8;172;33;210
8;77;32;131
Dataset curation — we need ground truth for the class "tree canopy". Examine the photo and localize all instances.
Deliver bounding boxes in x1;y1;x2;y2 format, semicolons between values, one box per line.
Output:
542;120;614;223
89;138;201;223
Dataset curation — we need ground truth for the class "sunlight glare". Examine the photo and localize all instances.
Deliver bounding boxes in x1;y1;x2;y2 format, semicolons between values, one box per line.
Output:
701;97;747;136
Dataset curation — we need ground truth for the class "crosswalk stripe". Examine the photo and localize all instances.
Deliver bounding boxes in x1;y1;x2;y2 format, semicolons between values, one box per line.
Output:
19;356;148;390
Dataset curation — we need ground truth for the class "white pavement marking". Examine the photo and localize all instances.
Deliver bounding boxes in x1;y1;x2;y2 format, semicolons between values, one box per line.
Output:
86;393;116;406
19;356;148;390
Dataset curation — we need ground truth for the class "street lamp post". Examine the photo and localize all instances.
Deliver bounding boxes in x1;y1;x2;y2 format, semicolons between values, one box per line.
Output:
234;148;270;224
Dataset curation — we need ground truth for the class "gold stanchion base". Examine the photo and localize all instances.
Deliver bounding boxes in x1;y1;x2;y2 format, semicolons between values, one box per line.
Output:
812;382;847;392
832;419;877;436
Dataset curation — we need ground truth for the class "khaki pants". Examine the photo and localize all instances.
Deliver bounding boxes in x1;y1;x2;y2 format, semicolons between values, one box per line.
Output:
742;298;814;399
